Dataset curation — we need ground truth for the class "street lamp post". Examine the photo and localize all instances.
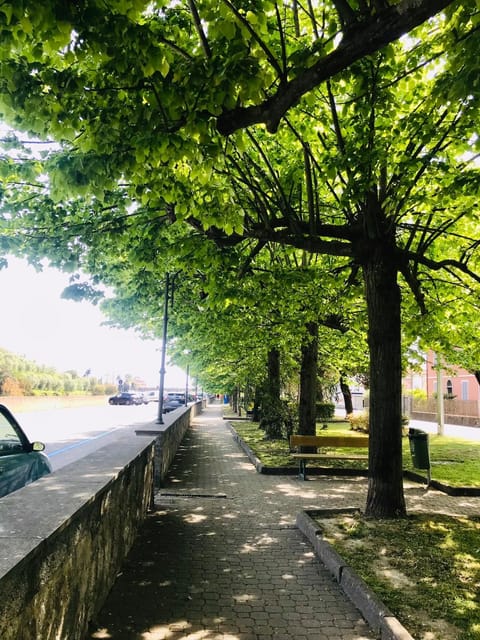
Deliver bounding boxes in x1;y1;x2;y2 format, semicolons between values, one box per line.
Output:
157;273;170;424
185;363;189;406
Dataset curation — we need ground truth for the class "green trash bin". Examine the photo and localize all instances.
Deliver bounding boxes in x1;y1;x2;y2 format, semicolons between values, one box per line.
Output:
408;428;431;483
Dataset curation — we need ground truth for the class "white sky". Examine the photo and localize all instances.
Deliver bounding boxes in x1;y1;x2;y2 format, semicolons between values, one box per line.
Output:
0;256;186;387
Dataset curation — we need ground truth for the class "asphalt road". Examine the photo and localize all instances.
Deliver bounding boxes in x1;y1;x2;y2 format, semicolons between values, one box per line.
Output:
15;403;480;472
408;417;480;440
16;402;160;471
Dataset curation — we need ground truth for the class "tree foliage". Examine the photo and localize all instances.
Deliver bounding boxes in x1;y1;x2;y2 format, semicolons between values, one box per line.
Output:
0;347;112;396
0;1;479;517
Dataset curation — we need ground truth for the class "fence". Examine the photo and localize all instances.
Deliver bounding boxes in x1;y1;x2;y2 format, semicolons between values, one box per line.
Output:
411;397;479;426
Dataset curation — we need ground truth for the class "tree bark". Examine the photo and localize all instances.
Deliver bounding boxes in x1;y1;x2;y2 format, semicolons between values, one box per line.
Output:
252;386;261;422
267;348;281;400
298;322;318;436
260;348;284;438
340;375;353;416
363;252;407;518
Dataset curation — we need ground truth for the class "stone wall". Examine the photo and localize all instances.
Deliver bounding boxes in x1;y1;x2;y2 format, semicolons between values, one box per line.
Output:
0;403;201;639
136;401;204;486
410;411;480;427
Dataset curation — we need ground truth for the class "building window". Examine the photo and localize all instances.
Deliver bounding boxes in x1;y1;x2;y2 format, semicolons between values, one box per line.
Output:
446;379;453;397
461;381;468;401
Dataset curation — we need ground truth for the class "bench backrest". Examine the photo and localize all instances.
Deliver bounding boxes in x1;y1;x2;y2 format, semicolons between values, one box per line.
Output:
290;434;369;448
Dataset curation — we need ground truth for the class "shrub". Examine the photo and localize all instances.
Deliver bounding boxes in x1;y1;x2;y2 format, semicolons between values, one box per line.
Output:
347;412;369;433
411;388;427;400
347;412;409;434
0;376;24;396
315;402;335;420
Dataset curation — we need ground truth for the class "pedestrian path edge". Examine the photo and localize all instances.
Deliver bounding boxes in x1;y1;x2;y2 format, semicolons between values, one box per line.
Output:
296;510;415;640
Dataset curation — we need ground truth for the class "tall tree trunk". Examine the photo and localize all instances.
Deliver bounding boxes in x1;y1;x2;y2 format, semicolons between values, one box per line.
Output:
252;386;261;422
299;322;318;436
260;348;284;438
267;347;281;400
233;386;241;414
364;254;407;518
340;375;353;416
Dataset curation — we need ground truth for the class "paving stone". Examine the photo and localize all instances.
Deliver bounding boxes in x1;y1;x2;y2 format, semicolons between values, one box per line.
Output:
86;403;480;640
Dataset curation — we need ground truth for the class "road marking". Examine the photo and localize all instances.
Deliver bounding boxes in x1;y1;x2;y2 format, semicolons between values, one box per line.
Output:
48;427;122;458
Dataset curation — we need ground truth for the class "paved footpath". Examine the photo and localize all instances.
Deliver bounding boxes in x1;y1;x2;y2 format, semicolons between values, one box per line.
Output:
86;404;480;640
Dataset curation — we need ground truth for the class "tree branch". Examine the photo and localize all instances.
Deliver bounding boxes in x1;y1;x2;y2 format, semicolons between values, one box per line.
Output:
217;0;454;135
405;250;480;284
220;0;284;78
331;0;357;28
188;0;212;58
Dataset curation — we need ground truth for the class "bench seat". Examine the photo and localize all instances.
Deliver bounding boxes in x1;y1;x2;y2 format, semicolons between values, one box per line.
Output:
290;434;369;480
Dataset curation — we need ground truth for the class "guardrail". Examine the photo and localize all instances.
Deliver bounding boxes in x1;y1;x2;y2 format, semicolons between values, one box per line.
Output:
0;401;203;640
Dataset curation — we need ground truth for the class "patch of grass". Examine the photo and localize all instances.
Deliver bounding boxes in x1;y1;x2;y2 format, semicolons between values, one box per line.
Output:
316;511;480;640
231;419;480;486
403;435;480;487
230;419;294;466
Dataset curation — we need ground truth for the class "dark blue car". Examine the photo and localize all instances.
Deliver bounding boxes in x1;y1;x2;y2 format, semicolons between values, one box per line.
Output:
108;392;146;405
0;404;52;499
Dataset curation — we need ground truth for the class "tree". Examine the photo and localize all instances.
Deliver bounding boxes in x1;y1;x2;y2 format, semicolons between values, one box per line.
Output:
182;40;480;516
1;2;479;518
298;321;318;438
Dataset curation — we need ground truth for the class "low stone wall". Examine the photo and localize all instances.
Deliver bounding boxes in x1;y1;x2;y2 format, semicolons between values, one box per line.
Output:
0;403;202;640
410;411;480;427
136;400;204;486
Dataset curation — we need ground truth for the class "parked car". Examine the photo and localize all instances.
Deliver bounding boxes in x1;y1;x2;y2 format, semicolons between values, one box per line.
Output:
165;392;186;403
0;404;52;499
144;391;158;403
163;398;184;413
135;392;149;405
108;392;145;406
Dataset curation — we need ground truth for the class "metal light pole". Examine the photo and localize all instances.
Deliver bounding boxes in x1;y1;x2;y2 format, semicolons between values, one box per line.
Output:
157;273;170;424
185;363;189;406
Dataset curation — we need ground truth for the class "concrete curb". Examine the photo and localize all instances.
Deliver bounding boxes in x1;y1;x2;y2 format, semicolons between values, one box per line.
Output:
296;509;415;640
226;421;298;475
226;421;369;477
227;422;478;495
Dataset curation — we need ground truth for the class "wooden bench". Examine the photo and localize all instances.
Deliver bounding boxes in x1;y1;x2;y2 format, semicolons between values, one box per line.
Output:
289;434;369;480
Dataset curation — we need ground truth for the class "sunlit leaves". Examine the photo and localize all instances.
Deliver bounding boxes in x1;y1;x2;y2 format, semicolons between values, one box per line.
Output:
0;0;478;399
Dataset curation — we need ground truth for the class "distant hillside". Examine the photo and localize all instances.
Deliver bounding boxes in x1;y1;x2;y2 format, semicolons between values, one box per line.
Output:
0;347;116;396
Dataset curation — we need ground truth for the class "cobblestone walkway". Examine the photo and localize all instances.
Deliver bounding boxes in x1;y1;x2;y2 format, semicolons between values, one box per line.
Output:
86;404;480;640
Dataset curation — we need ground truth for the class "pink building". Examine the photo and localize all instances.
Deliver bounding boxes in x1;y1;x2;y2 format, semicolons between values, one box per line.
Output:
404;350;480;425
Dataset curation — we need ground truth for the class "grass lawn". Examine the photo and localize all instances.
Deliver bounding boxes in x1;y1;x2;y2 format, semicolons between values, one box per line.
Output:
228;415;480;639
316;511;480;640
230;415;480;487
405;434;480;488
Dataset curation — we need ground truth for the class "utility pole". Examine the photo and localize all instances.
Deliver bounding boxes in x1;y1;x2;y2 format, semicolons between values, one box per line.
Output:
435;352;445;436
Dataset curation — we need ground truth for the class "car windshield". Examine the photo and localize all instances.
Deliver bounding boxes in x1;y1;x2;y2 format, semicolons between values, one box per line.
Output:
0;412;23;454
